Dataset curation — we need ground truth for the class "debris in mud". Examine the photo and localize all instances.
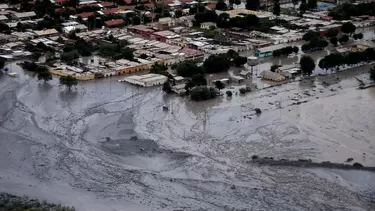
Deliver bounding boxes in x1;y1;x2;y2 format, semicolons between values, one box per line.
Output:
130;136;138;141
249;157;375;171
353;162;363;167
255;108;261;114
346;158;354;162
251;155;259;160
230;185;236;190
0;193;75;211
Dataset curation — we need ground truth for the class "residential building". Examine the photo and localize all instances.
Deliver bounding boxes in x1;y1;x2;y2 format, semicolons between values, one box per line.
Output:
254;44;286;58
260;70;286;81
12;11;36;20
200;22;216;29
33;29;59;37
104;19;125;28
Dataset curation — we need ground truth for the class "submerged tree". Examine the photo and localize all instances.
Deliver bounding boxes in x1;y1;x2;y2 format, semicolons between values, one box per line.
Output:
299;55;315;75
59;75;78;91
37;71;53;82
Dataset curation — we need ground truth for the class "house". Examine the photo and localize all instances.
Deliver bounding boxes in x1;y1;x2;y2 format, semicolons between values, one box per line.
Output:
12;11;36;20
200;22;216;29
104;19;125;28
254;44;286;58
260;70;286;81
127;25;155;37
73;12;95;20
0;15;8;22
33;29;59;37
63;24;88;34
0;4;9;10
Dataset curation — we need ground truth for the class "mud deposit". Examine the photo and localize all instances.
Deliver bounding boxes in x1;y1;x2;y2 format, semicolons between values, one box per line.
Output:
0;64;374;211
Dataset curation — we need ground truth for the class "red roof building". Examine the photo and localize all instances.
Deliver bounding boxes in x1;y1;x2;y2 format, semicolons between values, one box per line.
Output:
179;0;193;3
103;8;121;15
98;1;115;8
123;0;132;4
145;3;155;8
75;12;94;19
55;0;68;4
105;19;125;27
206;3;216;10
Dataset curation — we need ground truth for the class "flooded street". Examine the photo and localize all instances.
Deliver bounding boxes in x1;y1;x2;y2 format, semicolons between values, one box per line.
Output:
0;62;374;211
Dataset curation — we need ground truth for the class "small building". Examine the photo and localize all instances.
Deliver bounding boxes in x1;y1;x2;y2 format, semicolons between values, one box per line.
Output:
33;29;59;37
104;19;125;28
120;74;168;87
0;15;8;22
200;22;216;29
63;24;88;34
127;25;155;37
12;11;36;20
260;70;286;81
254;44;286;58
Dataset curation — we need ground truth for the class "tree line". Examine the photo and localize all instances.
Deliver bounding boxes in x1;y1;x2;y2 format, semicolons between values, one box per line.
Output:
319;48;375;72
273;46;299;57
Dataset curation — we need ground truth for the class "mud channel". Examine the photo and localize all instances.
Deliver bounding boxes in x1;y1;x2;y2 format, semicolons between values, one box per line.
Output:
0;62;374;211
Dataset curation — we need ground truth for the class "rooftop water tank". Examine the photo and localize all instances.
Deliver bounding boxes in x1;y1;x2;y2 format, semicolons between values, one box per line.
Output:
247;56;258;67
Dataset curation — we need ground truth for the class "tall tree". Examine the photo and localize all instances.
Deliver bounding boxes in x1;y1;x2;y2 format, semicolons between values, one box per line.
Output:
330;36;338;46
214;80;225;90
37;71;53;82
339;34;349;44
292;0;299;8
59;75;78;91
307;0;317;10
370;66;375;82
299;0;307;13
0;59;5;70
273;0;281;16
246;0;260;11
342;22;356;35
299;55;315;75
216;0;228;10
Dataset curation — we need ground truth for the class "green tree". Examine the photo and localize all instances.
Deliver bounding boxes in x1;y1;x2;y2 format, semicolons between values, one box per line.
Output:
162;81;173;93
226;90;233;97
37;71;52;82
339;34;349;44
299;0;307;13
330;36;338;46
233;56;247;67
175;10;183;18
299;55;315;75
59;75;78;91
214;80;225;90
370;66;375;81
0;59;4;70
150;62;168;74
191;74;207;86
216;0;228;10
342;22;356;35
273;0;281;16
303;30;320;41
293;46;299;53
353;33;363;40
176;61;205;77
190;86;217;101
203;54;231;73
307;0;317;10
246;0;260;10
325;28;338;38
60;50;79;62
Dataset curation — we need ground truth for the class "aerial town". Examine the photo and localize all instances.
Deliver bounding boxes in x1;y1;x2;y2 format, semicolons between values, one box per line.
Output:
0;0;375;210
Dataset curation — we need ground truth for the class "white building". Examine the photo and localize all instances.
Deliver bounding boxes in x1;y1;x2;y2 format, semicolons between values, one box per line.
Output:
200;22;216;29
120;74;168;87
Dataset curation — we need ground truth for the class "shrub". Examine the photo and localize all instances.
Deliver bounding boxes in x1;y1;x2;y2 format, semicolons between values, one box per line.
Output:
226;90;232;97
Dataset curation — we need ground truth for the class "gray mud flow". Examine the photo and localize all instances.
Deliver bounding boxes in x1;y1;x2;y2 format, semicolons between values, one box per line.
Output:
0;64;374;211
